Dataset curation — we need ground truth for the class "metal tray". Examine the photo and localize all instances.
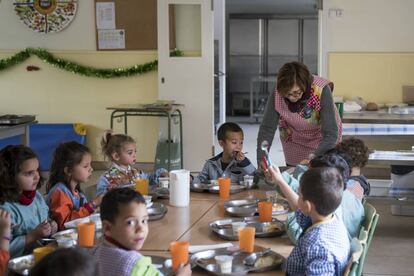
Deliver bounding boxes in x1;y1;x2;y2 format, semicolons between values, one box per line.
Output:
52;228;78;240
208;185;246;194
190;182;213;192
8;254;34;275
153;188;170;199
0;114;36;125
225;199;289;217
190;245;285;275
209;218;285;240
225;206;289;217
148;255;174;276
148;202;168;221
224;199;259;208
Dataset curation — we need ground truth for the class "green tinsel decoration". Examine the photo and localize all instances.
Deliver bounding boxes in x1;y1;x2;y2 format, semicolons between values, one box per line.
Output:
0;48;183;78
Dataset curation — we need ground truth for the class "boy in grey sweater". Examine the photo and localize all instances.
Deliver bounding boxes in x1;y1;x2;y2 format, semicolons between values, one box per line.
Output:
192;122;256;184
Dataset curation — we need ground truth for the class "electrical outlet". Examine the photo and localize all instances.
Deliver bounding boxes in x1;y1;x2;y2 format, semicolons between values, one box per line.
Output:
329;8;344;18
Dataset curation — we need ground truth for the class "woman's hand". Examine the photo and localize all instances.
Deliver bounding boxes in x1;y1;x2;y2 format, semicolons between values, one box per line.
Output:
176;263;192;276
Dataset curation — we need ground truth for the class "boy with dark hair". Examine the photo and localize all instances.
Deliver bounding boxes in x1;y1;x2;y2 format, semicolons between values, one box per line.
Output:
272;149;364;244
336;137;370;198
30;248;98;276
91;188;191;276
192;122;256;184
267;166;350;275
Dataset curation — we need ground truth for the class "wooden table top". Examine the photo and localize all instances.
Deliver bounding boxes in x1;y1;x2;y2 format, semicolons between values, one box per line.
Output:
141;189;293;275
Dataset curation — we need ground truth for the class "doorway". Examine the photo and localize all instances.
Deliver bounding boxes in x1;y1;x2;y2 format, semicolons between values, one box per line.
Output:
222;0;319;122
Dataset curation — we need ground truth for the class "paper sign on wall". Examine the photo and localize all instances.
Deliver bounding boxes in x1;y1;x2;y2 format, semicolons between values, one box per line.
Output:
96;2;116;29
98;29;125;49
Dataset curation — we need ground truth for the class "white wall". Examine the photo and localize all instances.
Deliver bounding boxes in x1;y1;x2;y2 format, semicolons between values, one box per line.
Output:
0;0;95;50
320;0;414;77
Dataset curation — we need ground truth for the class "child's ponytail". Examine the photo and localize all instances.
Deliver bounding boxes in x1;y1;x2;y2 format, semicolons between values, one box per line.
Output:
100;131;135;161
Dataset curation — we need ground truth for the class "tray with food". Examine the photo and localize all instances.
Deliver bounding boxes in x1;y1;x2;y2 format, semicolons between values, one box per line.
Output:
190;182;213;192
224;199;259;208
8;254;34;275
147;202;168;221
209;218;285;240
151;187;170;199
148;256;174;276
190;245;285;275
225;199;289;217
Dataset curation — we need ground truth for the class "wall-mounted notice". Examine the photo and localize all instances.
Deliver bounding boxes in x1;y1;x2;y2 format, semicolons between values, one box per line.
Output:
96;2;115;29
98;29;125;49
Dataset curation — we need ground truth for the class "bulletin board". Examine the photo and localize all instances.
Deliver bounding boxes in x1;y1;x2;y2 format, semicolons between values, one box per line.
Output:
94;0;175;50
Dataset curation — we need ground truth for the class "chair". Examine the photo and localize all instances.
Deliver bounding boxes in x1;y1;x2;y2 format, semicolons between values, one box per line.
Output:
354;203;380;276
343;237;364;276
362;203;380;249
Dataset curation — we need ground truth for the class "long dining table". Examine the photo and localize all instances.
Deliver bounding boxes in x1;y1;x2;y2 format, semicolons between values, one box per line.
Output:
142;189;294;275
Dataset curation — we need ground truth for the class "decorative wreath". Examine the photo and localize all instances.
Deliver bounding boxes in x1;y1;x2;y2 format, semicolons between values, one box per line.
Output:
14;0;77;34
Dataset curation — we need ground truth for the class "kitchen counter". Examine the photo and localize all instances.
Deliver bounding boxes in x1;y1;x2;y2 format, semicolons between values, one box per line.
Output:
343;107;414;124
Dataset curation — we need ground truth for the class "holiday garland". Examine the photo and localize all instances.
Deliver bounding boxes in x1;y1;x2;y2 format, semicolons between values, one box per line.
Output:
0;48;183;78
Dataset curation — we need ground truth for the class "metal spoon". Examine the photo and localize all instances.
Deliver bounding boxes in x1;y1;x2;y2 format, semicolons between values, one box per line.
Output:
243;248;272;266
260;140;272;166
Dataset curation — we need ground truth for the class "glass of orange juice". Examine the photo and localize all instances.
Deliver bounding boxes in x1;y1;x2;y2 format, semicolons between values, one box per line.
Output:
258;201;273;222
77;222;95;247
218;177;231;200
33;246;55;263
135;178;149;195
238;226;255;253
170;241;189;271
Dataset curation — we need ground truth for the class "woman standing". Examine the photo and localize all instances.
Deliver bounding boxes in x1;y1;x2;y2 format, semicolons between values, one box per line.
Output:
257;61;342;166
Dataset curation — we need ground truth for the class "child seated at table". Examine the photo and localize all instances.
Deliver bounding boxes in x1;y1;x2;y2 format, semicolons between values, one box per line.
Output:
46;142;102;230
0;145;57;257
30;248;98;276
0;209;10;275
192;122;256;184
268;166;350;275
96;132;168;196
91;188;191;276
336;137;370;199
269;150;364;244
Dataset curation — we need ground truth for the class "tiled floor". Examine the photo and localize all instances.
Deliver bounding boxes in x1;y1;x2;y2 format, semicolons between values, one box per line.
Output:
80;119;414;276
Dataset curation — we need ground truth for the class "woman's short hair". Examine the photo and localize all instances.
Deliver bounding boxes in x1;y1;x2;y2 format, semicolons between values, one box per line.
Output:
276;61;312;96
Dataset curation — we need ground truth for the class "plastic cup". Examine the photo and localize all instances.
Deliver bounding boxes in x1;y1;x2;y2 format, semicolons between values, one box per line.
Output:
243;175;254;188
170;241;189;271
238;226;255;253
218;177;231;200
231;221;247;236
135;179;149;195
158;177;170;189
258;201;273;222
215;255;233;273
33;246;55;263
210;179;218;186
77;221;95;247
